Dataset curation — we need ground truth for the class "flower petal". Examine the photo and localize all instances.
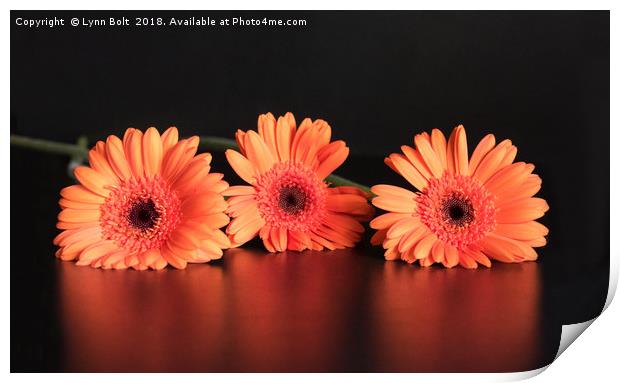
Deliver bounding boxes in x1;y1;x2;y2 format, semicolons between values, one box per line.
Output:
468;134;496;175
225;149;257;185
105;135;132;180
326;194;371;215
275;113;296;162
60;185;106;204
388;153;428;191
386;217;419;239
58;208;100;223
431;241;445;263
223;185;256;197
496;198;549;223
161;243;188;269
443;245;459;268
371;184;417;200
398;225;428;253
495;221;549;241
430;128;448;170
370;212;412;230
315;143;349;180
414;133;443;178
401;145;432;180
125;129;144;178
74;166;112;197
413;233;437;259
75;240;117;266
448;125;468;176
244;130;275;175
258;112;278;158
464;249;491;267
472;145;507;183
484;162;532;196
142;127;164;178
372;195;416;214
88;147;118;182
161;126;179;154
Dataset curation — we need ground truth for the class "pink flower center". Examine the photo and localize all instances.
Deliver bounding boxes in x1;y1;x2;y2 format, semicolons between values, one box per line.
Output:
255;162;327;231
277;185;307;214
416;174;497;250
127;198;160;230
100;176;181;253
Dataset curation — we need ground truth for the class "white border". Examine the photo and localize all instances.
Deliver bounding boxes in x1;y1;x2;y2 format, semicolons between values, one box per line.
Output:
3;1;617;382
0;0;617;10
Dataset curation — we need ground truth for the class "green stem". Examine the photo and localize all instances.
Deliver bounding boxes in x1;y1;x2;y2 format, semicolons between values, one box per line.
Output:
10;135;88;157
11;134;372;193
199;136;238;151
324;174;371;194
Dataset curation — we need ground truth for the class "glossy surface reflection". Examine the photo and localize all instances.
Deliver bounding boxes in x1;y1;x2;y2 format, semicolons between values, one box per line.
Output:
59;248;546;372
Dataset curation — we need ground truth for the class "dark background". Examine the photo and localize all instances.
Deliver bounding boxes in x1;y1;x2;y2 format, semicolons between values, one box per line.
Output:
11;11;609;372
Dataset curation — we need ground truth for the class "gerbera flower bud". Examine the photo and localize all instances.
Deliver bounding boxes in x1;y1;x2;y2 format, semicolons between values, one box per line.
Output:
54;127;231;270
370;125;549;268
224;112;374;252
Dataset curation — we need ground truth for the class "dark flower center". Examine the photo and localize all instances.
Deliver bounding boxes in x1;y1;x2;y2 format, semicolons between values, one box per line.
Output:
441;196;474;226
127;199;160;230
278;186;307;215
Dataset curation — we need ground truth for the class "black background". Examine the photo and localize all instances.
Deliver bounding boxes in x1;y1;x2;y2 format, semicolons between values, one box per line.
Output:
11;11;609;372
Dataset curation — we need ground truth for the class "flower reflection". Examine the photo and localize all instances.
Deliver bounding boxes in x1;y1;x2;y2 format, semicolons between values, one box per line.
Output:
59;248;368;372
366;262;542;372
59;249;543;372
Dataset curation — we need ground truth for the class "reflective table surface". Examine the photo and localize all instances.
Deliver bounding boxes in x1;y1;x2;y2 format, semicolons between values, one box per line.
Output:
53;247;556;372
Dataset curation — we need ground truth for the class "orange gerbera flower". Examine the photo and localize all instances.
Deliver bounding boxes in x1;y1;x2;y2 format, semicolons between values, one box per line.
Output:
370;125;549;268
54;127;231;270
224;112;374;252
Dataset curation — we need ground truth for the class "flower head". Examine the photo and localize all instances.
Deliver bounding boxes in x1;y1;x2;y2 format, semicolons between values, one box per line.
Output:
371;125;549;268
54;127;231;270
224;112;374;252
